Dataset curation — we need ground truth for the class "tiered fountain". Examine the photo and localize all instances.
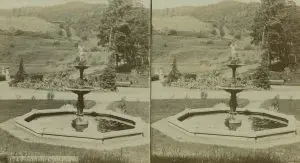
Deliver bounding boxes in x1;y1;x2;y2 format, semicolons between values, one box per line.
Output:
65;59;95;132
160;41;298;148
218;43;247;131
12;45;145;148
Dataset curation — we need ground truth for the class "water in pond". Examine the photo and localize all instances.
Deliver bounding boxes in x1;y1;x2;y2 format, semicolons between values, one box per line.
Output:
28;114;134;133
181;113;288;132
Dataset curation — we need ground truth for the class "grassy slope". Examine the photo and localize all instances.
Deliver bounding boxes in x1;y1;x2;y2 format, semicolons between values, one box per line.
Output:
152;35;259;74
153;16;213;32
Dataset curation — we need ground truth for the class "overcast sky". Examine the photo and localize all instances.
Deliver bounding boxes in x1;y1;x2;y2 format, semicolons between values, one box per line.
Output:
0;0;298;9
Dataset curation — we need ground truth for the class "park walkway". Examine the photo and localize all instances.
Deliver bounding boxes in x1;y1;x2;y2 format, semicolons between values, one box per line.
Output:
0;81;150;112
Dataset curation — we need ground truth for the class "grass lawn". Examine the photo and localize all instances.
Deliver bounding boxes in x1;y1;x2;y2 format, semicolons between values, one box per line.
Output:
0;100;149;163
150;98;249;123
107;101;150;123
261;99;300;120
151;98;300;163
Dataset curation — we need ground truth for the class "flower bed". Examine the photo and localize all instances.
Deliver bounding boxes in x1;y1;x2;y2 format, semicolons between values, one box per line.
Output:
169;72;256;90
11;68;108;92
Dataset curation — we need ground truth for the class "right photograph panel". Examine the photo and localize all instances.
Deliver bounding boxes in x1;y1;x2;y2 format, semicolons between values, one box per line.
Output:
151;0;300;162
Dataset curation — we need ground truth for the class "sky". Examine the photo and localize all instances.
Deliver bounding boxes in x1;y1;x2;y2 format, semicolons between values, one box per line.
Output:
0;0;298;9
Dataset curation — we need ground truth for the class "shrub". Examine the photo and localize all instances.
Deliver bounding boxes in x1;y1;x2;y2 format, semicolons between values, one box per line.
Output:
90;46;100;52
58;30;63;36
99;66;116;90
47;91;55;100
53;40;60;46
253;52;270;90
29;73;43;82
206;40;214;45
197;31;209;38
211;29;217;35
0;75;5;81
117;97;127;114
168;29;177;36
183;73;197;81
81;35;88;41
9;42;15;48
244;44;254;50
201;90;208;100
151;74;159;81
14;29;24;36
166;57;181;84
234;33;242;40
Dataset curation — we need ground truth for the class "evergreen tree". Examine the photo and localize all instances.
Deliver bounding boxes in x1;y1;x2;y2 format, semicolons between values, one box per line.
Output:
15;58;27;83
166;57;181;84
253;51;271;90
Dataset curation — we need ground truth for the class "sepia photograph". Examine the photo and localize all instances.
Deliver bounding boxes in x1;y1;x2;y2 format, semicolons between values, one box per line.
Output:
151;0;300;163
0;0;150;163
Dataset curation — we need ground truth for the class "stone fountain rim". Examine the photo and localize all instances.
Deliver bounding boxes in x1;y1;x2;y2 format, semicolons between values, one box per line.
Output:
14;108;144;141
167;108;296;138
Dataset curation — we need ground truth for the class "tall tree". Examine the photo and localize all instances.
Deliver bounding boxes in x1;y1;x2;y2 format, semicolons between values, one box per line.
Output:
251;0;300;67
97;0;149;70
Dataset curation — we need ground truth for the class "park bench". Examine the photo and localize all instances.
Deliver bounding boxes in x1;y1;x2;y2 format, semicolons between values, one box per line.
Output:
116;81;131;87
269;79;285;85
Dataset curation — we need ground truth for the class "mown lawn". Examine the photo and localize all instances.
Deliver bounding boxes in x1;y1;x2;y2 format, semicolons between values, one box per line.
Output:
151;98;300;163
150;98;249;123
107;101;150;123
0;100;149;163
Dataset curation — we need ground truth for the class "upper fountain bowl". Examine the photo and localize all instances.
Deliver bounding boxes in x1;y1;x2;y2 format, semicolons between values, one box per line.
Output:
226;63;245;69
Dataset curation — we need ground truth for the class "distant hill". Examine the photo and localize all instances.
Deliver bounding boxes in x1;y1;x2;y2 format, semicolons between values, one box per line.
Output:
153;16;213;33
153;1;260;33
0;2;107;36
0;16;58;33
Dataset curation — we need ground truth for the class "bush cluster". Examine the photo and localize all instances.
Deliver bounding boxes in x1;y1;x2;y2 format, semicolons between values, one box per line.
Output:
0;75;5;81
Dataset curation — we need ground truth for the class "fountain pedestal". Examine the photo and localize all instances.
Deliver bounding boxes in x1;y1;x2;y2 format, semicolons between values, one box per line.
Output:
66;63;95;132
220;63;246;130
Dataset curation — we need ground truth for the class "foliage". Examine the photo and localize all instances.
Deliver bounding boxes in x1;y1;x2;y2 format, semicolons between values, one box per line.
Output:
219;26;225;38
253;51;271;90
206;40;214;45
151;74;159;81
183;73;197;81
99;66;116;90
166;57;181;84
46;91;55;100
0;75;5;81
201;90;208;100
14;58;27;83
251;0;300;67
117;97;127;113
271;95;280;111
168;29;177;36
211;28;217;35
234;32;242;40
97;0;149;70
197;31;209;38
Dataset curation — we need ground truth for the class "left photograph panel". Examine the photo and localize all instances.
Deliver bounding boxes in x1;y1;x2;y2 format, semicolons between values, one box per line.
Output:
0;0;150;163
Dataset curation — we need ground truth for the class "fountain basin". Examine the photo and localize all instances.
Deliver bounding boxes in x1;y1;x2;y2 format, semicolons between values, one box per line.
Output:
15;108;144;142
167;108;296;140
